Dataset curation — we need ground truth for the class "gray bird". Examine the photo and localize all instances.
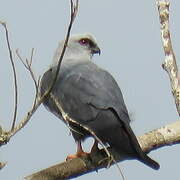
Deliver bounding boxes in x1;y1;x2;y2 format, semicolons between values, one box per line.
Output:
40;33;159;170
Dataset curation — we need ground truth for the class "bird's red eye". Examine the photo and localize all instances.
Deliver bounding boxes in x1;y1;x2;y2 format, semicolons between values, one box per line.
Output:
79;38;89;46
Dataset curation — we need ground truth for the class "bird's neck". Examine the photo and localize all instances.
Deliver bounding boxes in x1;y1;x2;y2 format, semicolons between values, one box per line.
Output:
51;47;92;67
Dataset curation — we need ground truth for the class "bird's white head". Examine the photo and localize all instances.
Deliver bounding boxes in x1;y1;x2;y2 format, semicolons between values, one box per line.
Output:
52;33;101;66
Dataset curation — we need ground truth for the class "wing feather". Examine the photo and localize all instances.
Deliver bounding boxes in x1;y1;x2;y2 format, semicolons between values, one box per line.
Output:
41;61;130;124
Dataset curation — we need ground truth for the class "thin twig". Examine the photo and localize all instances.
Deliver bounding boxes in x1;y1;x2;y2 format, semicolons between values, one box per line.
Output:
0;22;18;131
29;48;34;67
16;49;39;108
156;0;180;115
17;49;38;94
16;49;29;69
32;76;41;109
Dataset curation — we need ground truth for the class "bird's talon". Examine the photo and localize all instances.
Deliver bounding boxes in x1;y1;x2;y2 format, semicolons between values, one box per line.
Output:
66;151;89;161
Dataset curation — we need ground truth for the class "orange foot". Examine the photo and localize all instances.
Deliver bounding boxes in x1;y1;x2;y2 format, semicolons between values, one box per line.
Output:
66;151;89;161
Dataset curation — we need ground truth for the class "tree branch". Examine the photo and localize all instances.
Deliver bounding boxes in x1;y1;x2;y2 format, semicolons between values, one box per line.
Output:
0;21;18;131
24;121;180;180
0;126;6;169
16;49;40;109
156;0;180;115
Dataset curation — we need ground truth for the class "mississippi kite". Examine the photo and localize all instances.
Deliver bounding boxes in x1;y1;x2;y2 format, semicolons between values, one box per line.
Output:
40;33;159;170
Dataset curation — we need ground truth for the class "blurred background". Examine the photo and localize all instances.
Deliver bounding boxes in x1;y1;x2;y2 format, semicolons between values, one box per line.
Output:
0;0;180;179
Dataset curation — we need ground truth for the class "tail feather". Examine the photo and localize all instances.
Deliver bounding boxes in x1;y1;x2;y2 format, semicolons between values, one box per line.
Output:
137;153;160;170
124;123;160;170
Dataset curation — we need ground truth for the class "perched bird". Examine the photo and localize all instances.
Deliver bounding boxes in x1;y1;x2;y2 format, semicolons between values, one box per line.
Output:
40;33;160;170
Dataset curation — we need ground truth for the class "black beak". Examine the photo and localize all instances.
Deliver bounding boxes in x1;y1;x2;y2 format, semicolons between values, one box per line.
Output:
91;46;101;55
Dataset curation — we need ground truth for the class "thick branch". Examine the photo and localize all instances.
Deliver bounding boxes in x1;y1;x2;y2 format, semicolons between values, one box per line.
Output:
157;0;180;115
24;121;180;180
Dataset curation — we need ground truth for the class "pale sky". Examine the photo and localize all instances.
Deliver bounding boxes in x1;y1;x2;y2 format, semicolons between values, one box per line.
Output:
0;0;180;180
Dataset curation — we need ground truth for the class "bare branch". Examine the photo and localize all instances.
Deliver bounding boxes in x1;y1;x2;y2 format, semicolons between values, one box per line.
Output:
0;22;18;131
16;49;29;69
0;126;8;146
29;48;34;67
24;121;180;180
156;0;180;115
16;49;38;90
16;49;39;107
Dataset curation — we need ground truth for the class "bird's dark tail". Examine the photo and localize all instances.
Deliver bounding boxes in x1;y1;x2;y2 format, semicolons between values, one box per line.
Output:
87;109;160;170
137;152;160;170
124;123;160;170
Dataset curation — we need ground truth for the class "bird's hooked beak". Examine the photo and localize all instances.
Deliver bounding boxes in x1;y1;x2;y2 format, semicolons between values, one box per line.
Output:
91;45;101;56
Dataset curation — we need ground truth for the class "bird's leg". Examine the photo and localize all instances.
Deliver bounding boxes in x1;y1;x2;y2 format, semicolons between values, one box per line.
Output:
88;140;100;172
66;141;88;160
76;141;88;156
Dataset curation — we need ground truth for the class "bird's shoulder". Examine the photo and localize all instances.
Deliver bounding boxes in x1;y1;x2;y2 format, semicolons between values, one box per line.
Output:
58;60;119;98
40;60;130;123
56;60;130;123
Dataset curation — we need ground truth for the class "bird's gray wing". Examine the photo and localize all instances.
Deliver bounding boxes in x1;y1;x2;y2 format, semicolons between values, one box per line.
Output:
40;61;130;125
